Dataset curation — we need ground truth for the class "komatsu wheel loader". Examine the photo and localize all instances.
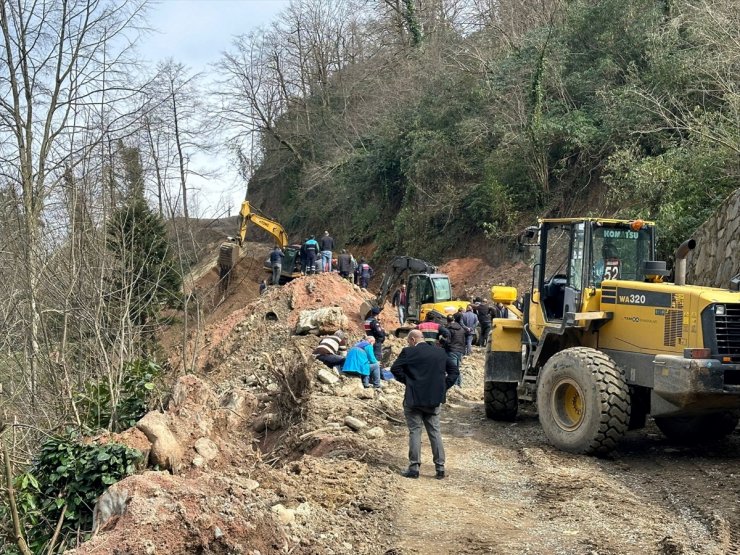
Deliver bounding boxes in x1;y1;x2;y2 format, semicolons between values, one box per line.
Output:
484;217;740;455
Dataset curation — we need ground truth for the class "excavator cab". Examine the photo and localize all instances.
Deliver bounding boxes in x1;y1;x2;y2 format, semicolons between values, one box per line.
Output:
406;274;454;322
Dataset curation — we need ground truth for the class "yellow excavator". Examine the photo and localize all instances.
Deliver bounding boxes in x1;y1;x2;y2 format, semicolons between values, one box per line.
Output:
484;217;740;455
360;256;470;332
218;200;302;289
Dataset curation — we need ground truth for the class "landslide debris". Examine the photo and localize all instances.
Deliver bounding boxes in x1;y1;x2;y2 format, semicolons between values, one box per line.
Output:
70;272;415;555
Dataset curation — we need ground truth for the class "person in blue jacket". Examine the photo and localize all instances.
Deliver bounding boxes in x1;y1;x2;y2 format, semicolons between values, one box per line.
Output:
303;235;320;274
341;336;381;388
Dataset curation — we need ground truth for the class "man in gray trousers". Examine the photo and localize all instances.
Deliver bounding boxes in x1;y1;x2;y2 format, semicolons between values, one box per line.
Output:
390;329;459;479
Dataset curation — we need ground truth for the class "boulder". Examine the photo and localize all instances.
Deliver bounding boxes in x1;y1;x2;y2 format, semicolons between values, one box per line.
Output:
136;412;184;472
194;437;219;461
344;416;367;431
317;368;340;385
295;307;348;335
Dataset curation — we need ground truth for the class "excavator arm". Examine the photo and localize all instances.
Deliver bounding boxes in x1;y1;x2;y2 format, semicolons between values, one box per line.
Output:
360;256;437;318
236;200;288;248
218;200;291;291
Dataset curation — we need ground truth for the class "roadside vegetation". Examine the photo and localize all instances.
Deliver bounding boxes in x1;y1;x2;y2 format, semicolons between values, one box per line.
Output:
0;0;737;551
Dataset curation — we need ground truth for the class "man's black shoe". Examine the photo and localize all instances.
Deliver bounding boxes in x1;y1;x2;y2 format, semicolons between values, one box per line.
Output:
401;469;419;479
435;470;446;480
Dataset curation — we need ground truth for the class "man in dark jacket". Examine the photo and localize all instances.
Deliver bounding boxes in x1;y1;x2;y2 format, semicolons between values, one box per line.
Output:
319;231;335;272
391;329;459;480
269;246;284;285
441;313;466;386
474;297;495;347
363;306;386;362
337;249;353;280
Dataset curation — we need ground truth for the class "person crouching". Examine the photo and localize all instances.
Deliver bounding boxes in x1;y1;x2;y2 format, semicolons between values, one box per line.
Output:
341;336;381;388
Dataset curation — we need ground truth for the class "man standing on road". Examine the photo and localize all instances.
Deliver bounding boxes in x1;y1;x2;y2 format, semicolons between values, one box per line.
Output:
269;246;284;285
391;329;459;479
320;230;335;272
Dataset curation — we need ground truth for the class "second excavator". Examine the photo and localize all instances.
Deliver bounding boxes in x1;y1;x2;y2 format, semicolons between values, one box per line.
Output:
360;256;469;332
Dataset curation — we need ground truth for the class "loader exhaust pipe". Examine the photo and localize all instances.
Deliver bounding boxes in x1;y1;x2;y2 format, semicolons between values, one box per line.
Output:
674;239;696;286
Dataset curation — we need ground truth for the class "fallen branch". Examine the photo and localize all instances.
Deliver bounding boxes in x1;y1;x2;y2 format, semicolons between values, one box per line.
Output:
46;502;67;555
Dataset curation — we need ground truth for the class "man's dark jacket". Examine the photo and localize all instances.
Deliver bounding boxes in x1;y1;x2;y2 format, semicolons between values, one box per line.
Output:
475;302;494;324
442;322;466;354
337;253;352;273
390;342;459;407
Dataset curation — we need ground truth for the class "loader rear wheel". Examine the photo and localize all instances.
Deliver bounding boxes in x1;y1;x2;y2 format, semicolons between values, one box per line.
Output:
654;412;739;444
537;347;630;455
484;381;518;421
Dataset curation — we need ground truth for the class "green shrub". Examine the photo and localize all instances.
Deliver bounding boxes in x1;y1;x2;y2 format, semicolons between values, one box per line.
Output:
1;434;143;552
75;358;162;432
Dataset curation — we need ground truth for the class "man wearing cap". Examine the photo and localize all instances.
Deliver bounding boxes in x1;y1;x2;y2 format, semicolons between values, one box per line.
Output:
312;330;347;370
364;306;386;362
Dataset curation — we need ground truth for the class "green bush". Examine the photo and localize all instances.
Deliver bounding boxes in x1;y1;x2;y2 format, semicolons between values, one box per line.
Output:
1;434;143;552
75;358;162;433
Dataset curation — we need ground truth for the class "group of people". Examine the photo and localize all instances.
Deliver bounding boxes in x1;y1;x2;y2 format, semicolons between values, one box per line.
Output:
310;307;386;389
309;296;514;481
266;231;376;290
299;231;335;275
310;311;457;480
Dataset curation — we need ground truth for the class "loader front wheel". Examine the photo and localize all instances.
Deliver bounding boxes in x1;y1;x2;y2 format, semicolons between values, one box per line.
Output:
537;347;630;455
484;381;518;421
654;412;739;444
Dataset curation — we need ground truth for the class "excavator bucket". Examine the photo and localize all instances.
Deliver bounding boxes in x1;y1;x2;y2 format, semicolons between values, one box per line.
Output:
218;242;239;270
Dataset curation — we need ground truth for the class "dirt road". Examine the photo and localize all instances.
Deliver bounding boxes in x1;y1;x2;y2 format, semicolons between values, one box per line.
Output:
382;354;740;555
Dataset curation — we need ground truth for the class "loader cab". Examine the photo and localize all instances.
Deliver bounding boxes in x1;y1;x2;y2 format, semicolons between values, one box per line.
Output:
537;219;655;322
406;274;453;322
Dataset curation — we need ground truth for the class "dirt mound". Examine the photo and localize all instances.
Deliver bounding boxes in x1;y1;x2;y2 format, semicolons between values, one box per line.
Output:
78;244;534;554
440;257;531;301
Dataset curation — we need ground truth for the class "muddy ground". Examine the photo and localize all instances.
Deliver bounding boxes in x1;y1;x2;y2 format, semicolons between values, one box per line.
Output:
76;248;740;555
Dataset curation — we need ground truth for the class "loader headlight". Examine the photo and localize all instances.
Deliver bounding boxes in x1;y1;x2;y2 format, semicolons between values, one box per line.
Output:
715;304;726;316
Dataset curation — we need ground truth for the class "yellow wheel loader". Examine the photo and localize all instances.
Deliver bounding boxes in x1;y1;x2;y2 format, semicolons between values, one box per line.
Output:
484;218;740;454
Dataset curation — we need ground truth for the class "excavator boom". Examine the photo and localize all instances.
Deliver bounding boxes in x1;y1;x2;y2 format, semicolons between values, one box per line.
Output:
237;200;289;248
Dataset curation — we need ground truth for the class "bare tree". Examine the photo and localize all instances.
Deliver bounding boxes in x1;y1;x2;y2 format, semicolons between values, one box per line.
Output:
0;0;147;401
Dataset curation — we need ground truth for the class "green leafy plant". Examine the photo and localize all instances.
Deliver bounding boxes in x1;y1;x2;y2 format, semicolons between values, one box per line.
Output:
75;359;163;432
1;434;143;552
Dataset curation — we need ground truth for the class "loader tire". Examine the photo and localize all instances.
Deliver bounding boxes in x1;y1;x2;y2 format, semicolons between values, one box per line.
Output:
537;347;630;455
484;381;518;421
654;412;739;444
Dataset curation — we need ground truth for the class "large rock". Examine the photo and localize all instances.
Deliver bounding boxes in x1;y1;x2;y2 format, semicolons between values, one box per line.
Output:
294;307;348;335
194;438;219;462
317;368;340;385
136;412;184;472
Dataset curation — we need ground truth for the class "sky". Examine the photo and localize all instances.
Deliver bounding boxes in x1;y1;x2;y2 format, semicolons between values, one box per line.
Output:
139;0;290;218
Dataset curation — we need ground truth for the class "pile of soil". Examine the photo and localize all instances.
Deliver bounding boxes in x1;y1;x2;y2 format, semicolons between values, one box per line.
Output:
439;257;531;302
